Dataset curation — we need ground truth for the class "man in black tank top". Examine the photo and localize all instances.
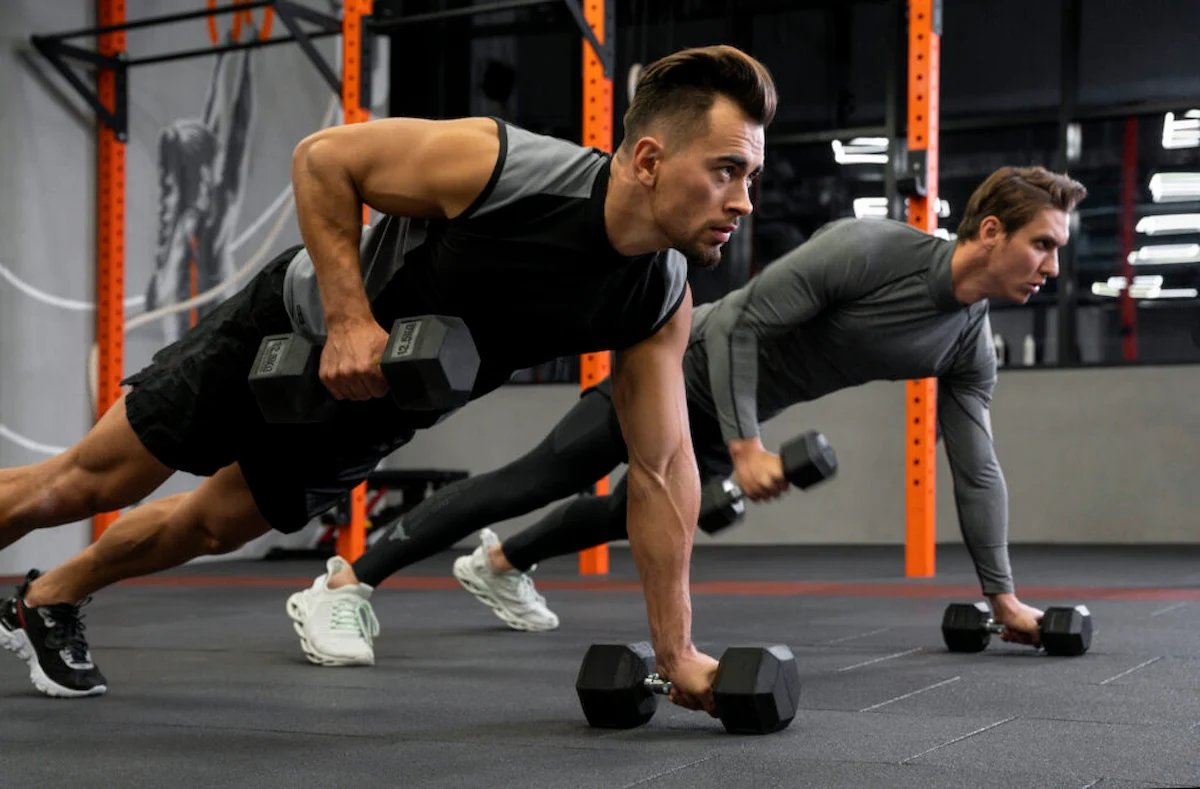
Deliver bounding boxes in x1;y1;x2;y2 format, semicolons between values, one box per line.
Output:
0;46;777;710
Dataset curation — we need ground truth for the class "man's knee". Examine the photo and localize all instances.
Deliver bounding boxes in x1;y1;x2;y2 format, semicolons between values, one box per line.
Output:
181;465;271;555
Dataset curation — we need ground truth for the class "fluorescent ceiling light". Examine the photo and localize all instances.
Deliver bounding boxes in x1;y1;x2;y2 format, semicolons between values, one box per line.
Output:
1149;172;1200;203
1162;110;1200;149
832;137;889;165
1126;243;1200;265
1092;276;1197;299
1136;214;1200;235
853;197;888;218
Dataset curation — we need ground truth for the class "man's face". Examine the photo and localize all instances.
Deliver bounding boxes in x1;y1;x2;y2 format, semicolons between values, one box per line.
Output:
640;96;765;269
987;208;1070;303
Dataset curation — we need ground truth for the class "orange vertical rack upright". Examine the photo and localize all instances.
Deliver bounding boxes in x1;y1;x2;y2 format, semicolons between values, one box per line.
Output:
578;0;612;576
903;0;941;578
94;0;127;540
335;0;373;563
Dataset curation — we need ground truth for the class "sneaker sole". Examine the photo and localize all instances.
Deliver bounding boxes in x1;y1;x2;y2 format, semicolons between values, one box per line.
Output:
285;592;375;668
452;556;559;633
0;622;106;698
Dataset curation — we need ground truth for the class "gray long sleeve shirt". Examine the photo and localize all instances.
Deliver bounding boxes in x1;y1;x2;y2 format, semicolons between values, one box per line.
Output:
683;218;1012;593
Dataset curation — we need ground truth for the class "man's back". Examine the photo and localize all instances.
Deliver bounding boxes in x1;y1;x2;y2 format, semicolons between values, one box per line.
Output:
685;218;993;431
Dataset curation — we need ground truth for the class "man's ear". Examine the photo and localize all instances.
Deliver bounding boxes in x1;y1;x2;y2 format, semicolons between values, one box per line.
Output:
631;136;666;187
979;215;1004;247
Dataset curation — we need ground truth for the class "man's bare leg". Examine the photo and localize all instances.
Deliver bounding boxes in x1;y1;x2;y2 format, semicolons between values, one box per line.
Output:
1;463;271;698
25;463;271;607
0;396;174;550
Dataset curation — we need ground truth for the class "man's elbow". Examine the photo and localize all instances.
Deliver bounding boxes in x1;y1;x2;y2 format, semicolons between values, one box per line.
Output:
627;444;700;504
292;129;343;184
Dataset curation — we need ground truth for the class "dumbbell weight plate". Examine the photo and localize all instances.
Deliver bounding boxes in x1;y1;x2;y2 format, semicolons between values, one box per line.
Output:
780;431;838;490
575;642;659;729
248;333;336;424
941;601;993;653
1040;605;1093;657
698;478;745;534
381;315;480;411
712;645;802;734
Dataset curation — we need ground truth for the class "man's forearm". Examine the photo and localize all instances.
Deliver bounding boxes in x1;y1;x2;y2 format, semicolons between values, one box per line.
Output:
624;458;699;666
291;136;373;327
953;480;1014;594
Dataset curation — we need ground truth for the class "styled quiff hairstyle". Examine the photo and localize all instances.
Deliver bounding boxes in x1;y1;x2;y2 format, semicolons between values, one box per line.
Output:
619;45;777;150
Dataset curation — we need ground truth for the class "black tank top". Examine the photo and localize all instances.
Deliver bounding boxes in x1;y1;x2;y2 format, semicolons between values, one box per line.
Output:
364;120;689;399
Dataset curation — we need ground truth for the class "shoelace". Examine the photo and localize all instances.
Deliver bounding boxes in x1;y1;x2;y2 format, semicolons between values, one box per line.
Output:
43;597;93;664
501;572;548;609
328;598;380;644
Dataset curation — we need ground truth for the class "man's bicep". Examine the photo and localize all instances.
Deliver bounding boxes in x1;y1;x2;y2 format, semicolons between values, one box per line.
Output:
612;291;694;471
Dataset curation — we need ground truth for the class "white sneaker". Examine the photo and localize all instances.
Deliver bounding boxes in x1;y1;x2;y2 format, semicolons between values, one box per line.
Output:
452;528;560;632
286;556;380;667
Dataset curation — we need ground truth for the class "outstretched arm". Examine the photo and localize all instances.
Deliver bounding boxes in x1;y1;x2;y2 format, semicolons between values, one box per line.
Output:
289;117;501;400
612;288;718;713
938;317;1042;642
703;224;870;497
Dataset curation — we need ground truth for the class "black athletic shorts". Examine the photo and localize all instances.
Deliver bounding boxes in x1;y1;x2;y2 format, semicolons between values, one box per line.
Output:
123;246;426;533
587;377;733;481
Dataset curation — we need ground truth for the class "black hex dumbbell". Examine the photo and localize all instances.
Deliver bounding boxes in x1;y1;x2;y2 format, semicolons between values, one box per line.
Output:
575;641;801;735
698;430;838;534
248;314;479;423
941;601;1093;656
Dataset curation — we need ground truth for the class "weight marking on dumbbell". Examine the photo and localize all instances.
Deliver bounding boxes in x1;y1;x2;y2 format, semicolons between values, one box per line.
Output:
859;676;960;713
258;337;288;374
1097;656;1162;686
836;647;922;672
391;320;422;359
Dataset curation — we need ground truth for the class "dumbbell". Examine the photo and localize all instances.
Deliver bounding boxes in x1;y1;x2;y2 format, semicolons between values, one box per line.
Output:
698;430;838;534
248;315;480;424
941;601;1093;656
575;641;801;735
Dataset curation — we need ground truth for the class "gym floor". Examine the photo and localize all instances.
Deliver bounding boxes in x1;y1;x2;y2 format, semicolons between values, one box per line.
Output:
2;544;1198;789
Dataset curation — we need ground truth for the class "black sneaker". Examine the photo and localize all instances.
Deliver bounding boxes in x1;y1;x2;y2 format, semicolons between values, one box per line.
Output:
0;570;107;697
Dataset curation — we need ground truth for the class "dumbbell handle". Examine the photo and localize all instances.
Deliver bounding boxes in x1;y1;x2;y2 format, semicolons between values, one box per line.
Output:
644;674;673;695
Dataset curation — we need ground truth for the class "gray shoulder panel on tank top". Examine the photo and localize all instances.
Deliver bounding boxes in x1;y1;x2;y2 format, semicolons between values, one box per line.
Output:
652;249;690;332
469;123;603;218
282;215;426;343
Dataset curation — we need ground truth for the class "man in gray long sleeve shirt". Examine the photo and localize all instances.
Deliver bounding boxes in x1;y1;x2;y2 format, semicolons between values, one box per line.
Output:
289;165;1088;666
689;216;1010;591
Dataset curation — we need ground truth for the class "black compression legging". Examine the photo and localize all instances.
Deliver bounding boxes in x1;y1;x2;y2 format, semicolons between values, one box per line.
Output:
352;388;629;586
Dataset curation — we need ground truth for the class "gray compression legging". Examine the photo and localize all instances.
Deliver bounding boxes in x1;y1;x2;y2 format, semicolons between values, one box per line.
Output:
352;388;631;585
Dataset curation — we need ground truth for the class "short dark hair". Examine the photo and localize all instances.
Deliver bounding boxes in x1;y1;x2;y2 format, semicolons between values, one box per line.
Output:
620;45;777;150
957;166;1088;241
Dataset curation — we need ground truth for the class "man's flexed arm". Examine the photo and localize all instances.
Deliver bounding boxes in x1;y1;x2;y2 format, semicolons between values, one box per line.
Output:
612;288;719;715
289;117;500;400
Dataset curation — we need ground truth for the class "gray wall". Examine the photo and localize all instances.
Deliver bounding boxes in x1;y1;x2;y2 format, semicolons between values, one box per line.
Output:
0;0;384;573
388;364;1200;548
